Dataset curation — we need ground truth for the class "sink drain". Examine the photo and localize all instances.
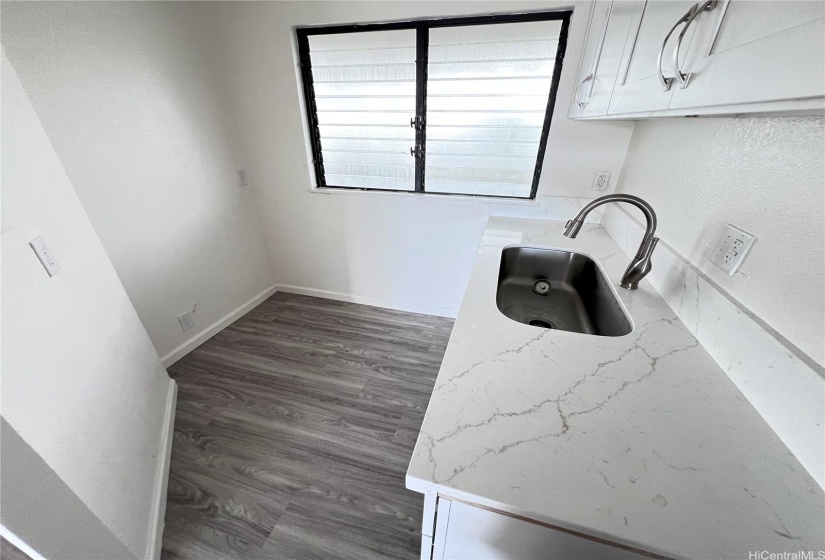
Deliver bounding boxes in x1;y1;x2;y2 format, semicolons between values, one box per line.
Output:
528;319;555;329
533;279;551;295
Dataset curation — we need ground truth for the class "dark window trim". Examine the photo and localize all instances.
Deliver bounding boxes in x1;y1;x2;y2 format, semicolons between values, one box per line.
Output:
296;10;571;200
414;26;428;193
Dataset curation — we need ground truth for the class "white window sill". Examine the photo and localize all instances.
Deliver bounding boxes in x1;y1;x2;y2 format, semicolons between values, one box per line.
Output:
305;186;540;207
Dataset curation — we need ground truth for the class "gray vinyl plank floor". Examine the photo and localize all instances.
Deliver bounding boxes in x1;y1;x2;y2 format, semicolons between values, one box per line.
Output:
161;293;453;560
1;537;32;560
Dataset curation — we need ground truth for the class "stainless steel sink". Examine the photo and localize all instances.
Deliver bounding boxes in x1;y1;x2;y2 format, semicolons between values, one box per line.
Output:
496;246;632;336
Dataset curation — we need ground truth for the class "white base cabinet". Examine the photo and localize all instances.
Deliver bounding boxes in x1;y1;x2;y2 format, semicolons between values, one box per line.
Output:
423;497;647;560
569;0;825;119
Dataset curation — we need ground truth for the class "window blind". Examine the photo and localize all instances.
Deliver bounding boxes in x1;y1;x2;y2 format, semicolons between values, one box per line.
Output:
298;11;570;199
425;21;562;197
309;30;417;191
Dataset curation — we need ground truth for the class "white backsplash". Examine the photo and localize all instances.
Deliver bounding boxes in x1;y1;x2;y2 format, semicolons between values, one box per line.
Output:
602;205;824;489
489;195;604;223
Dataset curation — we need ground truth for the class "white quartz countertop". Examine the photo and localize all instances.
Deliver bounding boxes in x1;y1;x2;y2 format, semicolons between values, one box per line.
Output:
407;217;824;559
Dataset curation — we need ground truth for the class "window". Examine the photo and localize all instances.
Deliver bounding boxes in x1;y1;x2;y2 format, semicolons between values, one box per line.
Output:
297;11;571;199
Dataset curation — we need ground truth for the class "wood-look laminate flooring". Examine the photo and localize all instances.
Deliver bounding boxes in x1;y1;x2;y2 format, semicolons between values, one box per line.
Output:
161;293;453;560
1;537;32;560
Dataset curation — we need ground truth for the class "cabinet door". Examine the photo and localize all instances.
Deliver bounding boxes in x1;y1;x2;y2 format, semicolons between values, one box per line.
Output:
432;499;646;560
608;0;699;114
669;0;825;110
568;1;635;118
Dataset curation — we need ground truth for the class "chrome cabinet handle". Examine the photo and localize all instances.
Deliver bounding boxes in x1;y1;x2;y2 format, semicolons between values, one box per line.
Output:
657;5;696;91
574;73;595;109
574;1;614;109
673;0;718;89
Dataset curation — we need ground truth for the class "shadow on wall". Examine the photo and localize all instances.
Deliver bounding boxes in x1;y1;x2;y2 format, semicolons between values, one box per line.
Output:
0;420;135;560
0;1;276;359
335;192;489;314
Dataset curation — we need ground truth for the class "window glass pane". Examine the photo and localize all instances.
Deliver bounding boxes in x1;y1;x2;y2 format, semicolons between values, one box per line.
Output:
425;20;562;198
309;30;417;191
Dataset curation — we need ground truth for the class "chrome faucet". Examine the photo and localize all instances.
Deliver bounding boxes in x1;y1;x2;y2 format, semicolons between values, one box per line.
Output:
563;194;659;290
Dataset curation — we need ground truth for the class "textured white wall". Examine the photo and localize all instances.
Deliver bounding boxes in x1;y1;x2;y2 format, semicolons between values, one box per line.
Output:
215;1;634;314
1;1;276;359
616;117;825;366
1;50;172;559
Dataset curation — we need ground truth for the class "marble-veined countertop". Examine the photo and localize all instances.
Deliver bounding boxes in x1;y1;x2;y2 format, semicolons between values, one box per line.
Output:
406;217;824;559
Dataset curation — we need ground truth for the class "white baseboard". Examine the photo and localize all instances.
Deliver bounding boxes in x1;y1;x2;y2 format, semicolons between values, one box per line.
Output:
160;284;278;368
146;379;178;560
276;284;457;318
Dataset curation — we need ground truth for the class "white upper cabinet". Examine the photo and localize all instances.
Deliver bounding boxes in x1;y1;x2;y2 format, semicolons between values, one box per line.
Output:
669;0;825;111
568;1;636;117
608;0;699;114
569;0;825;119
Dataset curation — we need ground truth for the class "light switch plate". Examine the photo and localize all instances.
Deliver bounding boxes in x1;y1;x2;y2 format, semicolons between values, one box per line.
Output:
710;224;756;276
29;235;61;277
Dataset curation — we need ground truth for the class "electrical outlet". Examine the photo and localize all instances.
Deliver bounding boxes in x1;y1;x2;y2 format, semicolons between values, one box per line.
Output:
29;235;61;277
178;311;195;332
592;171;611;191
238;169;249;187
710;224;756;276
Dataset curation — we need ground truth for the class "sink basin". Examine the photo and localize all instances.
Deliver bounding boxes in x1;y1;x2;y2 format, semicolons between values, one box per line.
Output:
496;246;632;336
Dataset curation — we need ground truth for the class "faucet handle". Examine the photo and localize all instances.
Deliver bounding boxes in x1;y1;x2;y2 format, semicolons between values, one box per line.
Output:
644;237;659;256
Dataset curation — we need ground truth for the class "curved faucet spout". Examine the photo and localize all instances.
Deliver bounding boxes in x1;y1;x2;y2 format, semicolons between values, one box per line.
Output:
563;194;659;290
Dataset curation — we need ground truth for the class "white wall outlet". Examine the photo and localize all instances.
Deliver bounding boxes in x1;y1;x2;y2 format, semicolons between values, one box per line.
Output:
29;235;61;277
177;310;195;332
238;169;249;187
710;224;756;276
592;171;611;191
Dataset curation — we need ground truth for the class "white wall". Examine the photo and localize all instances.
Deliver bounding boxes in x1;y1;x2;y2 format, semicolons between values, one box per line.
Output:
1;50;173;559
1;420;134;560
1;1;276;360
615;117;825;366
215;1;634;315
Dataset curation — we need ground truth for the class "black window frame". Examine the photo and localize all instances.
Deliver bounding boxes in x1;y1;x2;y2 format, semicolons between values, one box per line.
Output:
296;10;572;200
